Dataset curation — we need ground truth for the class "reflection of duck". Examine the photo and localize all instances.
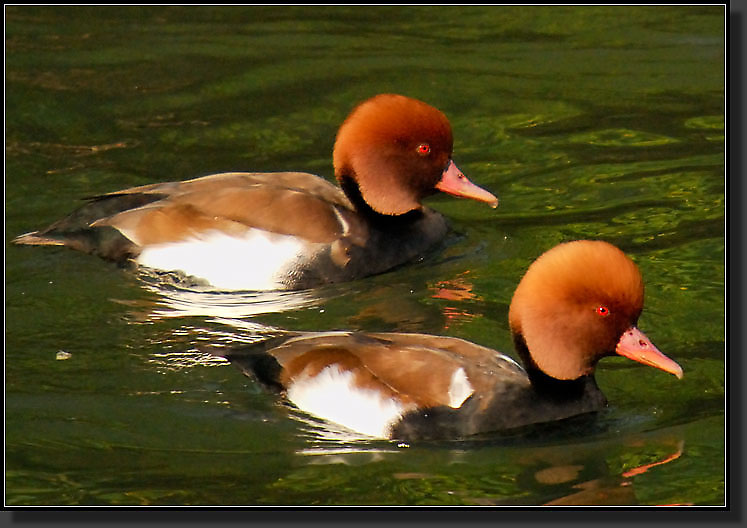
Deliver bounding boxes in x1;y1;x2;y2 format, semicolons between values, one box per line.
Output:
264;419;690;506
140;281;320;321
14;94;497;291
429;270;483;330
540;440;686;506
222;240;683;440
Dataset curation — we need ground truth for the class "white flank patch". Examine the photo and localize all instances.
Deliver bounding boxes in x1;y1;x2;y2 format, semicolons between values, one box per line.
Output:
136;229;306;291
447;367;474;409
286;365;409;439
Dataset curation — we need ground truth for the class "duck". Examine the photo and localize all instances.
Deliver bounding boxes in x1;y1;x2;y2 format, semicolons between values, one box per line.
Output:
13;94;498;291
221;240;683;441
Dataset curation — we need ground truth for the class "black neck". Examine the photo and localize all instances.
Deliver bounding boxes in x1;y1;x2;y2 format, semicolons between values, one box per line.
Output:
338;174;422;228
512;332;597;401
526;367;596;401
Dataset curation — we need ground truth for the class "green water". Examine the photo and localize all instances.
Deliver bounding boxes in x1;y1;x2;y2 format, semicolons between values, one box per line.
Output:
5;5;725;506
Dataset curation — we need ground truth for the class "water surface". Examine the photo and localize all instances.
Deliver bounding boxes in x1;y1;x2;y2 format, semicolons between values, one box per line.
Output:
5;5;725;506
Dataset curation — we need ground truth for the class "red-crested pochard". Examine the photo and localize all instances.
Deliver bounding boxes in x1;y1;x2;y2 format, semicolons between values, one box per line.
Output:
222;241;683;440
13;94;497;291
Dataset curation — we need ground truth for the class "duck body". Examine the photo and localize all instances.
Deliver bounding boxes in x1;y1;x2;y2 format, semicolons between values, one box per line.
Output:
16;171;449;290
226;331;608;441
222;241;683;441
14;94;497;291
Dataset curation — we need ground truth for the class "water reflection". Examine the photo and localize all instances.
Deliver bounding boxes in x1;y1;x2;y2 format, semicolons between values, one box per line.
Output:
290;411;406;458
130;263;490;338
430;270;483;330
541;440;687;506
277;419;690;506
138;268;322;321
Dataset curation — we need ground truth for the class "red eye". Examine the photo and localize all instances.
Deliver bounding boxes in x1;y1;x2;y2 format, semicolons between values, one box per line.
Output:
596;305;610;317
417;143;431;155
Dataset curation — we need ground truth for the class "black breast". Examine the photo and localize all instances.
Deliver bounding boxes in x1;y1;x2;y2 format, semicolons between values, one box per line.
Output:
391;375;608;442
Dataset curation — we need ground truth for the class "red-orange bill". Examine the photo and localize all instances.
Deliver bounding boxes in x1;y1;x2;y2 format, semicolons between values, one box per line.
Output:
616;326;683;379
436;160;498;208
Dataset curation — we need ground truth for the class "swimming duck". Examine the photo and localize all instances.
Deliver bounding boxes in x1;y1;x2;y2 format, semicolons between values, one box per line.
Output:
223;240;683;440
13;94;497;291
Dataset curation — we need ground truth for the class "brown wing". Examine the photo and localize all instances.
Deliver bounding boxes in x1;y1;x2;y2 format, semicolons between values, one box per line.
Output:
269;332;526;410
96;172;351;245
97;172;348;205
15;172;351;256
97;186;345;245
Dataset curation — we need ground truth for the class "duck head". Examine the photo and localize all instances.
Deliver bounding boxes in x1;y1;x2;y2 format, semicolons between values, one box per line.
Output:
508;240;683;382
333;94;498;216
